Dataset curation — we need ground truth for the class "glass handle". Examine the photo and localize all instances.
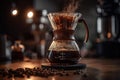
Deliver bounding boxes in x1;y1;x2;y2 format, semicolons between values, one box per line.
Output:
78;18;89;43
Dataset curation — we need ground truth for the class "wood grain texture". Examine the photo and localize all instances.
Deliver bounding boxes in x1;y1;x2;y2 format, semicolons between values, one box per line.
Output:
0;58;120;80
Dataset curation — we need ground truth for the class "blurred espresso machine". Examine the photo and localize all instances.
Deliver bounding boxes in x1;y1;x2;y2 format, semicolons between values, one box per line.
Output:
96;0;120;58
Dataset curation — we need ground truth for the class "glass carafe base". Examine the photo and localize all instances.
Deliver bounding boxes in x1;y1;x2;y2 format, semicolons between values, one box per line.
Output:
48;50;80;65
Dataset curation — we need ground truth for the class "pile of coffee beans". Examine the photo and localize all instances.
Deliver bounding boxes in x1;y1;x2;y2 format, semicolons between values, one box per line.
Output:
0;67;87;78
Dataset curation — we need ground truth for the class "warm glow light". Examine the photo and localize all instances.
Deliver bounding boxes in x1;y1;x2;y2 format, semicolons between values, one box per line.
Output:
107;32;112;39
27;11;34;18
26;78;32;80
12;9;18;16
96;38;101;43
52;77;56;80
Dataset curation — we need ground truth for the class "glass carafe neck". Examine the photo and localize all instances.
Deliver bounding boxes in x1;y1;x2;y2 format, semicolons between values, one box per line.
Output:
53;29;75;40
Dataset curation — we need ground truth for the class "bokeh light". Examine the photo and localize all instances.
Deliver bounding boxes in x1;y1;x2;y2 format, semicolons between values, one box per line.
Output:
27;11;34;18
12;9;18;16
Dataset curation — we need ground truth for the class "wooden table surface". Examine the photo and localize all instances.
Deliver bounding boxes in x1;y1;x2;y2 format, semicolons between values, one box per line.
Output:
0;58;120;80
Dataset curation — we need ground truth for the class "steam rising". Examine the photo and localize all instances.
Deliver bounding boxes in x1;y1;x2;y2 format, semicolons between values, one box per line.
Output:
63;0;80;12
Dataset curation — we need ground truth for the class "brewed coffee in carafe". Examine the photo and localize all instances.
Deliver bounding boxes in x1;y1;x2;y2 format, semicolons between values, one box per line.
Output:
48;13;89;65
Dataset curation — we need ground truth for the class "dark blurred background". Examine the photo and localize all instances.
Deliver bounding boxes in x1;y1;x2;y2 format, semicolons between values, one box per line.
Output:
0;0;120;61
0;0;97;40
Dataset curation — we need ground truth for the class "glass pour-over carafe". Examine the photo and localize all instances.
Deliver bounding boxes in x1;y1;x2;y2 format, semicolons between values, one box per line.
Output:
48;13;89;65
